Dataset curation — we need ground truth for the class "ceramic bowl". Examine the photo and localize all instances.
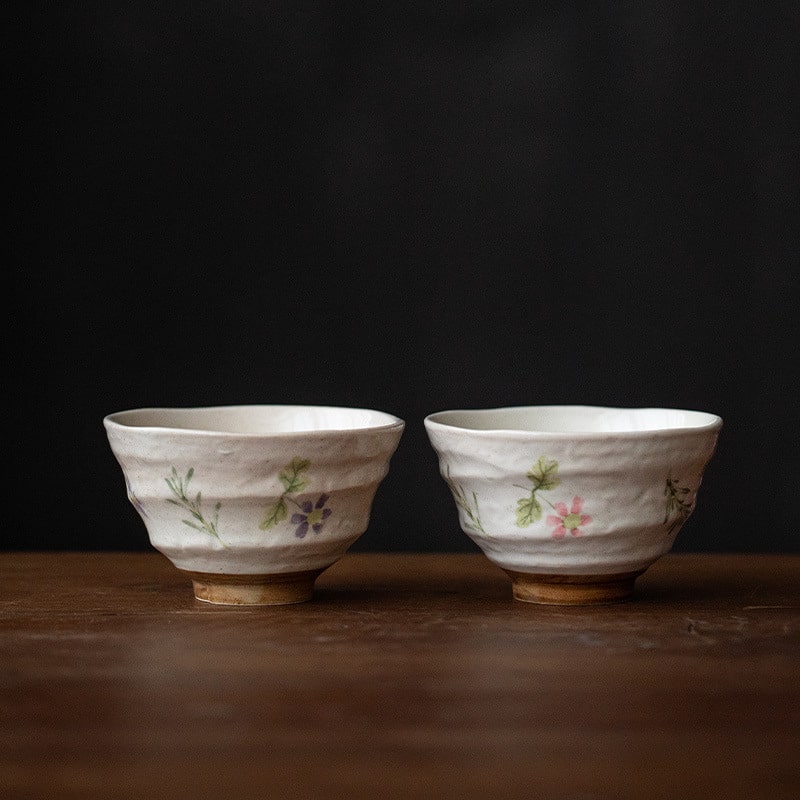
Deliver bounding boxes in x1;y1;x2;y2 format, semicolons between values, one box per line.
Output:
104;405;404;605
425;405;722;604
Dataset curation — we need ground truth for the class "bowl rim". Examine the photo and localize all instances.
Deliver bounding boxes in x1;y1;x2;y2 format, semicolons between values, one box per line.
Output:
104;404;405;437
424;404;723;438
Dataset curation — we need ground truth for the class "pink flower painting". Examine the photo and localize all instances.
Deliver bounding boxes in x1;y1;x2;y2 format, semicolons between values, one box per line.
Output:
547;496;591;539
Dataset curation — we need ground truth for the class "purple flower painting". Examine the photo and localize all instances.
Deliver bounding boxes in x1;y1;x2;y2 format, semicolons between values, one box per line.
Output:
291;494;332;539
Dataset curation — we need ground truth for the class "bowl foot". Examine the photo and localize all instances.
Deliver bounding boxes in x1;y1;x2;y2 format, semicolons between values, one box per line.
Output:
504;569;644;605
186;569;324;605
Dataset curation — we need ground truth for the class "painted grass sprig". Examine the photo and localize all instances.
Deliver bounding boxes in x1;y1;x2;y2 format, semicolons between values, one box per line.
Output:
165;467;226;546
444;464;486;535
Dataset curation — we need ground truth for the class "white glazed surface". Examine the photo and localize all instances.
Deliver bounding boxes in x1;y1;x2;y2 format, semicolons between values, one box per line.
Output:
425;406;722;576
105;405;404;575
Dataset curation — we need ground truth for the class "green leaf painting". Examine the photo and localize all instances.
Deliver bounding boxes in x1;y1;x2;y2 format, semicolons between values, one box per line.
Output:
165;467;226;546
279;457;310;494
516;456;560;527
260;497;288;529
516;493;542;527
261;458;311;530
527;456;561;492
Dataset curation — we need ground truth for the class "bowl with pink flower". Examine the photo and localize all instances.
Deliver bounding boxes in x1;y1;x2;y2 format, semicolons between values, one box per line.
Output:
424;405;722;605
105;405;404;605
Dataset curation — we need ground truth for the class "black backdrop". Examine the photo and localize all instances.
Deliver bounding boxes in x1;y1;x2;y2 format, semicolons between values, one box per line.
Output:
11;2;799;554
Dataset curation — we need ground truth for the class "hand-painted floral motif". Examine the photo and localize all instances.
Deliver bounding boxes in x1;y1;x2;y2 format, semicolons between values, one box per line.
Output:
260;457;334;536
547;496;592;539
516;457;592;539
442;457;696;541
444;464;486;535
664;476;694;533
291;494;332;538
165;467;226;546
260;457;311;530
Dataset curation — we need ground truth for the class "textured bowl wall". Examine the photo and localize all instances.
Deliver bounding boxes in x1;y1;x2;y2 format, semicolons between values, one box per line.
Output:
105;416;403;575
425;415;721;576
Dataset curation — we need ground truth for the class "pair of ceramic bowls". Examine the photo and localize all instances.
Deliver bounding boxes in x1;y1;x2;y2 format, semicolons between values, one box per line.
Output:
104;404;722;606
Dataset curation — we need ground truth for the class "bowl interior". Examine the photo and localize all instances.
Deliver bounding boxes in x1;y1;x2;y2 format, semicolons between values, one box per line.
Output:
105;405;403;435
426;405;721;435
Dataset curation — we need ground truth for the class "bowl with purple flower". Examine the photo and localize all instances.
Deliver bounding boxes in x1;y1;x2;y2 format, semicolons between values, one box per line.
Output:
104;404;404;605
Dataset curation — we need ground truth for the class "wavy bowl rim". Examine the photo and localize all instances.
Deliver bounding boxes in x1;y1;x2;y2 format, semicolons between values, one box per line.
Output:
424;404;722;439
104;404;406;438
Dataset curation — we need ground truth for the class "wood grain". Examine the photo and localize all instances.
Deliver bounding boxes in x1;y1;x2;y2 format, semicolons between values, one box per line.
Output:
1;552;798;799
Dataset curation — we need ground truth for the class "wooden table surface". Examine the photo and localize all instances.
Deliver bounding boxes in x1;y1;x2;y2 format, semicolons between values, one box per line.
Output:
1;552;798;800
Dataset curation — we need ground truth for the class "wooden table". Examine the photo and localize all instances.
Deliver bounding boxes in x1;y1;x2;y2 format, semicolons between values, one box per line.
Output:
1;552;798;800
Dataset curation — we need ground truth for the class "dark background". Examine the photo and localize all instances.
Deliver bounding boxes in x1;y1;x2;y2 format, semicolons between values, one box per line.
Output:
10;2;799;554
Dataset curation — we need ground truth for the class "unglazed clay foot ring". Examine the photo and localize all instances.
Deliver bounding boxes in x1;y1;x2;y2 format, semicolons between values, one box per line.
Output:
187;569;325;605
504;569;645;605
